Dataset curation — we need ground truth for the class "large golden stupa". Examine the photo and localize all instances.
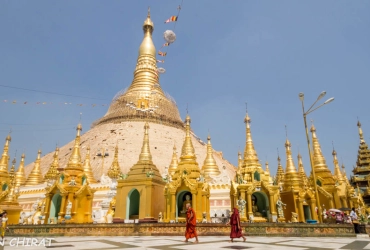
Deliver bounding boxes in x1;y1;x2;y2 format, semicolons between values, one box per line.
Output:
20;9;235;217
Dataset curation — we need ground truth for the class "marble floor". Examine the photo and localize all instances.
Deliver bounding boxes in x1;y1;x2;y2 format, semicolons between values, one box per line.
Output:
1;236;370;250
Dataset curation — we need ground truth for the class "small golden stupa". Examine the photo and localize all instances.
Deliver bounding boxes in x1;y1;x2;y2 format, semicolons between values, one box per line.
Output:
14;153;27;187
25;149;44;186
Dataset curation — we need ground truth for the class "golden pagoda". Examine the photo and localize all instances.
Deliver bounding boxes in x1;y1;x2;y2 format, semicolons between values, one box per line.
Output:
0;176;22;224
25;149;44;186
43;123;95;224
0;134;11;187
44;147;60;183
168;144;179;176
201;134;221;177
107;144;122;180
297;153;309;187
280;138;317;222
164;114;210;222
14;153;27;187
115;122;165;222
310;123;338;209
230;112;279;222
352;121;370;205
82;146;97;184
92;8;183;130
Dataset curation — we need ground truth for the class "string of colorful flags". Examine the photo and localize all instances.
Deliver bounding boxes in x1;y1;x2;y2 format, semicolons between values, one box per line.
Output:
156;0;184;75
2;100;108;107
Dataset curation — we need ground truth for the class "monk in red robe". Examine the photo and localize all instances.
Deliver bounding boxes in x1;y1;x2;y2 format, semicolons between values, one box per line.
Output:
184;203;199;243
226;208;246;242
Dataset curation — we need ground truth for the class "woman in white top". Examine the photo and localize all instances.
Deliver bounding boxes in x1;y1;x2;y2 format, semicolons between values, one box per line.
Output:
350;208;359;234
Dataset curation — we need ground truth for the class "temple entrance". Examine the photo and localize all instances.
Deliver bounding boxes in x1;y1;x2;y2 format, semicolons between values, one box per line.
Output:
303;205;312;221
176;191;192;220
252;192;269;218
127;189;140;220
49;193;61;223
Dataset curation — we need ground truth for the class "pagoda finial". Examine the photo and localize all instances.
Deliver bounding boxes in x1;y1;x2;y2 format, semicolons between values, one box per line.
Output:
284;136;300;190
137;122;153;163
310;123;332;173
14;153;26;187
65;123;83;171
82;146;97;183
25;149;44;186
265;161;270;175
168;143;179;176
243;112;260;167
9;157;16;183
202;134;221;176
357;119;366;143
275;149;285;185
107;144;122;180
147;6;150;18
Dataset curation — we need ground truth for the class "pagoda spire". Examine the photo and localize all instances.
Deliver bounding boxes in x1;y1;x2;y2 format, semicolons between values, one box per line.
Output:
65;123;83;171
25;149;44;186
9;157;16;183
14;153;26;187
243;113;261;168
180;115;197;163
283;139;300;190
82;146;97;183
332;149;344;183
297;153;308;184
275;154;285;186
310;123;335;186
126;122;162;180
358;120;366;144
44;147;60;182
265;161;270;176
107;144;122;180
168;144;179;176
237;151;243;168
202;134;221;176
0;134;11;180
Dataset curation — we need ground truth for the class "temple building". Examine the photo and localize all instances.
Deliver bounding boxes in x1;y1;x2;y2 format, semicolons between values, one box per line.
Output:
351;121;370;206
15;9;235;223
230;113;279;222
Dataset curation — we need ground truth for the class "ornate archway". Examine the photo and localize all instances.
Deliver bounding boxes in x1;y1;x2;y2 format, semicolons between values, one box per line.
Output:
126;189;140;220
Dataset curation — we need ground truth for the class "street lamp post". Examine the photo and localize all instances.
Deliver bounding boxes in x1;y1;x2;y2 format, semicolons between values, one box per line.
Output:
299;91;334;223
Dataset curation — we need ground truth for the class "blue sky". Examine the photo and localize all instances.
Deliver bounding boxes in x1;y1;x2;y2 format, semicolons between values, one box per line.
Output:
0;0;369;177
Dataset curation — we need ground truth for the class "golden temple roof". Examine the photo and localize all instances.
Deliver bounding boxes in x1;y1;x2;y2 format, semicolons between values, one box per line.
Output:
25;149;44;186
14;153;26;186
353;120;370;176
243;113;261;168
107;144;122;180
92;10;183;129
310;124;335;186
0;134;11;181
65;123;83;172
168;144;178;176
82;146;97;184
126;122;162;180
283;138;301;190
44;147;60;181
201;135;221;176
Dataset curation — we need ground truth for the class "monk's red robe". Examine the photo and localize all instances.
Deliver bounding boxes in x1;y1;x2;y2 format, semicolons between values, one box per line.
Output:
185;208;197;239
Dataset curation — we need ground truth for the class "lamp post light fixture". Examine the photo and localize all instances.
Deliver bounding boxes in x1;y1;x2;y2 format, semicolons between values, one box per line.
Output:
299;91;334;223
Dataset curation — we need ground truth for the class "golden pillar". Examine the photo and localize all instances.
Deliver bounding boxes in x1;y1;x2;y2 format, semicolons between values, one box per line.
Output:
246;191;252;220
298;199;305;222
171;193;176;221
44;194;52;223
310;200;318;220
58;194;67;219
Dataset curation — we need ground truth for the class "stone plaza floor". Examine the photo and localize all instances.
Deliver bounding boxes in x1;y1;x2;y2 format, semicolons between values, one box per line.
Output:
2;235;370;250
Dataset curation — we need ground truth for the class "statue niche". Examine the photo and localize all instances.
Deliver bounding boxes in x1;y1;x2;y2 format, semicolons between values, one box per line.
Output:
180;192;192;215
252;195;263;217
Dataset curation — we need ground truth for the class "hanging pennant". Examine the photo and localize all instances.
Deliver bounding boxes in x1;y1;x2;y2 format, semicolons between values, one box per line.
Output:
157;68;166;74
164;16;178;23
157;60;165;63
158;51;167;57
163;30;176;43
161;43;170;48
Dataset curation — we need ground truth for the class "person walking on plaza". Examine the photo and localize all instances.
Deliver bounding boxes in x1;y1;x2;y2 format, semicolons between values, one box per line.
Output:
184;203;199;243
226;208;246;243
350;207;360;234
0;212;8;240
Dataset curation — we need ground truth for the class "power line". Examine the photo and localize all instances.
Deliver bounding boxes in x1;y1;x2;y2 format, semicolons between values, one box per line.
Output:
0;84;109;100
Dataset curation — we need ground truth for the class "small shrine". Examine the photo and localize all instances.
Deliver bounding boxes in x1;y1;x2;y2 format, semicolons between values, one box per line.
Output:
164;115;210;222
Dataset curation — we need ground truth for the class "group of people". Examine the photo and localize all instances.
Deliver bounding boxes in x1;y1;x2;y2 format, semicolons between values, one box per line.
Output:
184;203;246;244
